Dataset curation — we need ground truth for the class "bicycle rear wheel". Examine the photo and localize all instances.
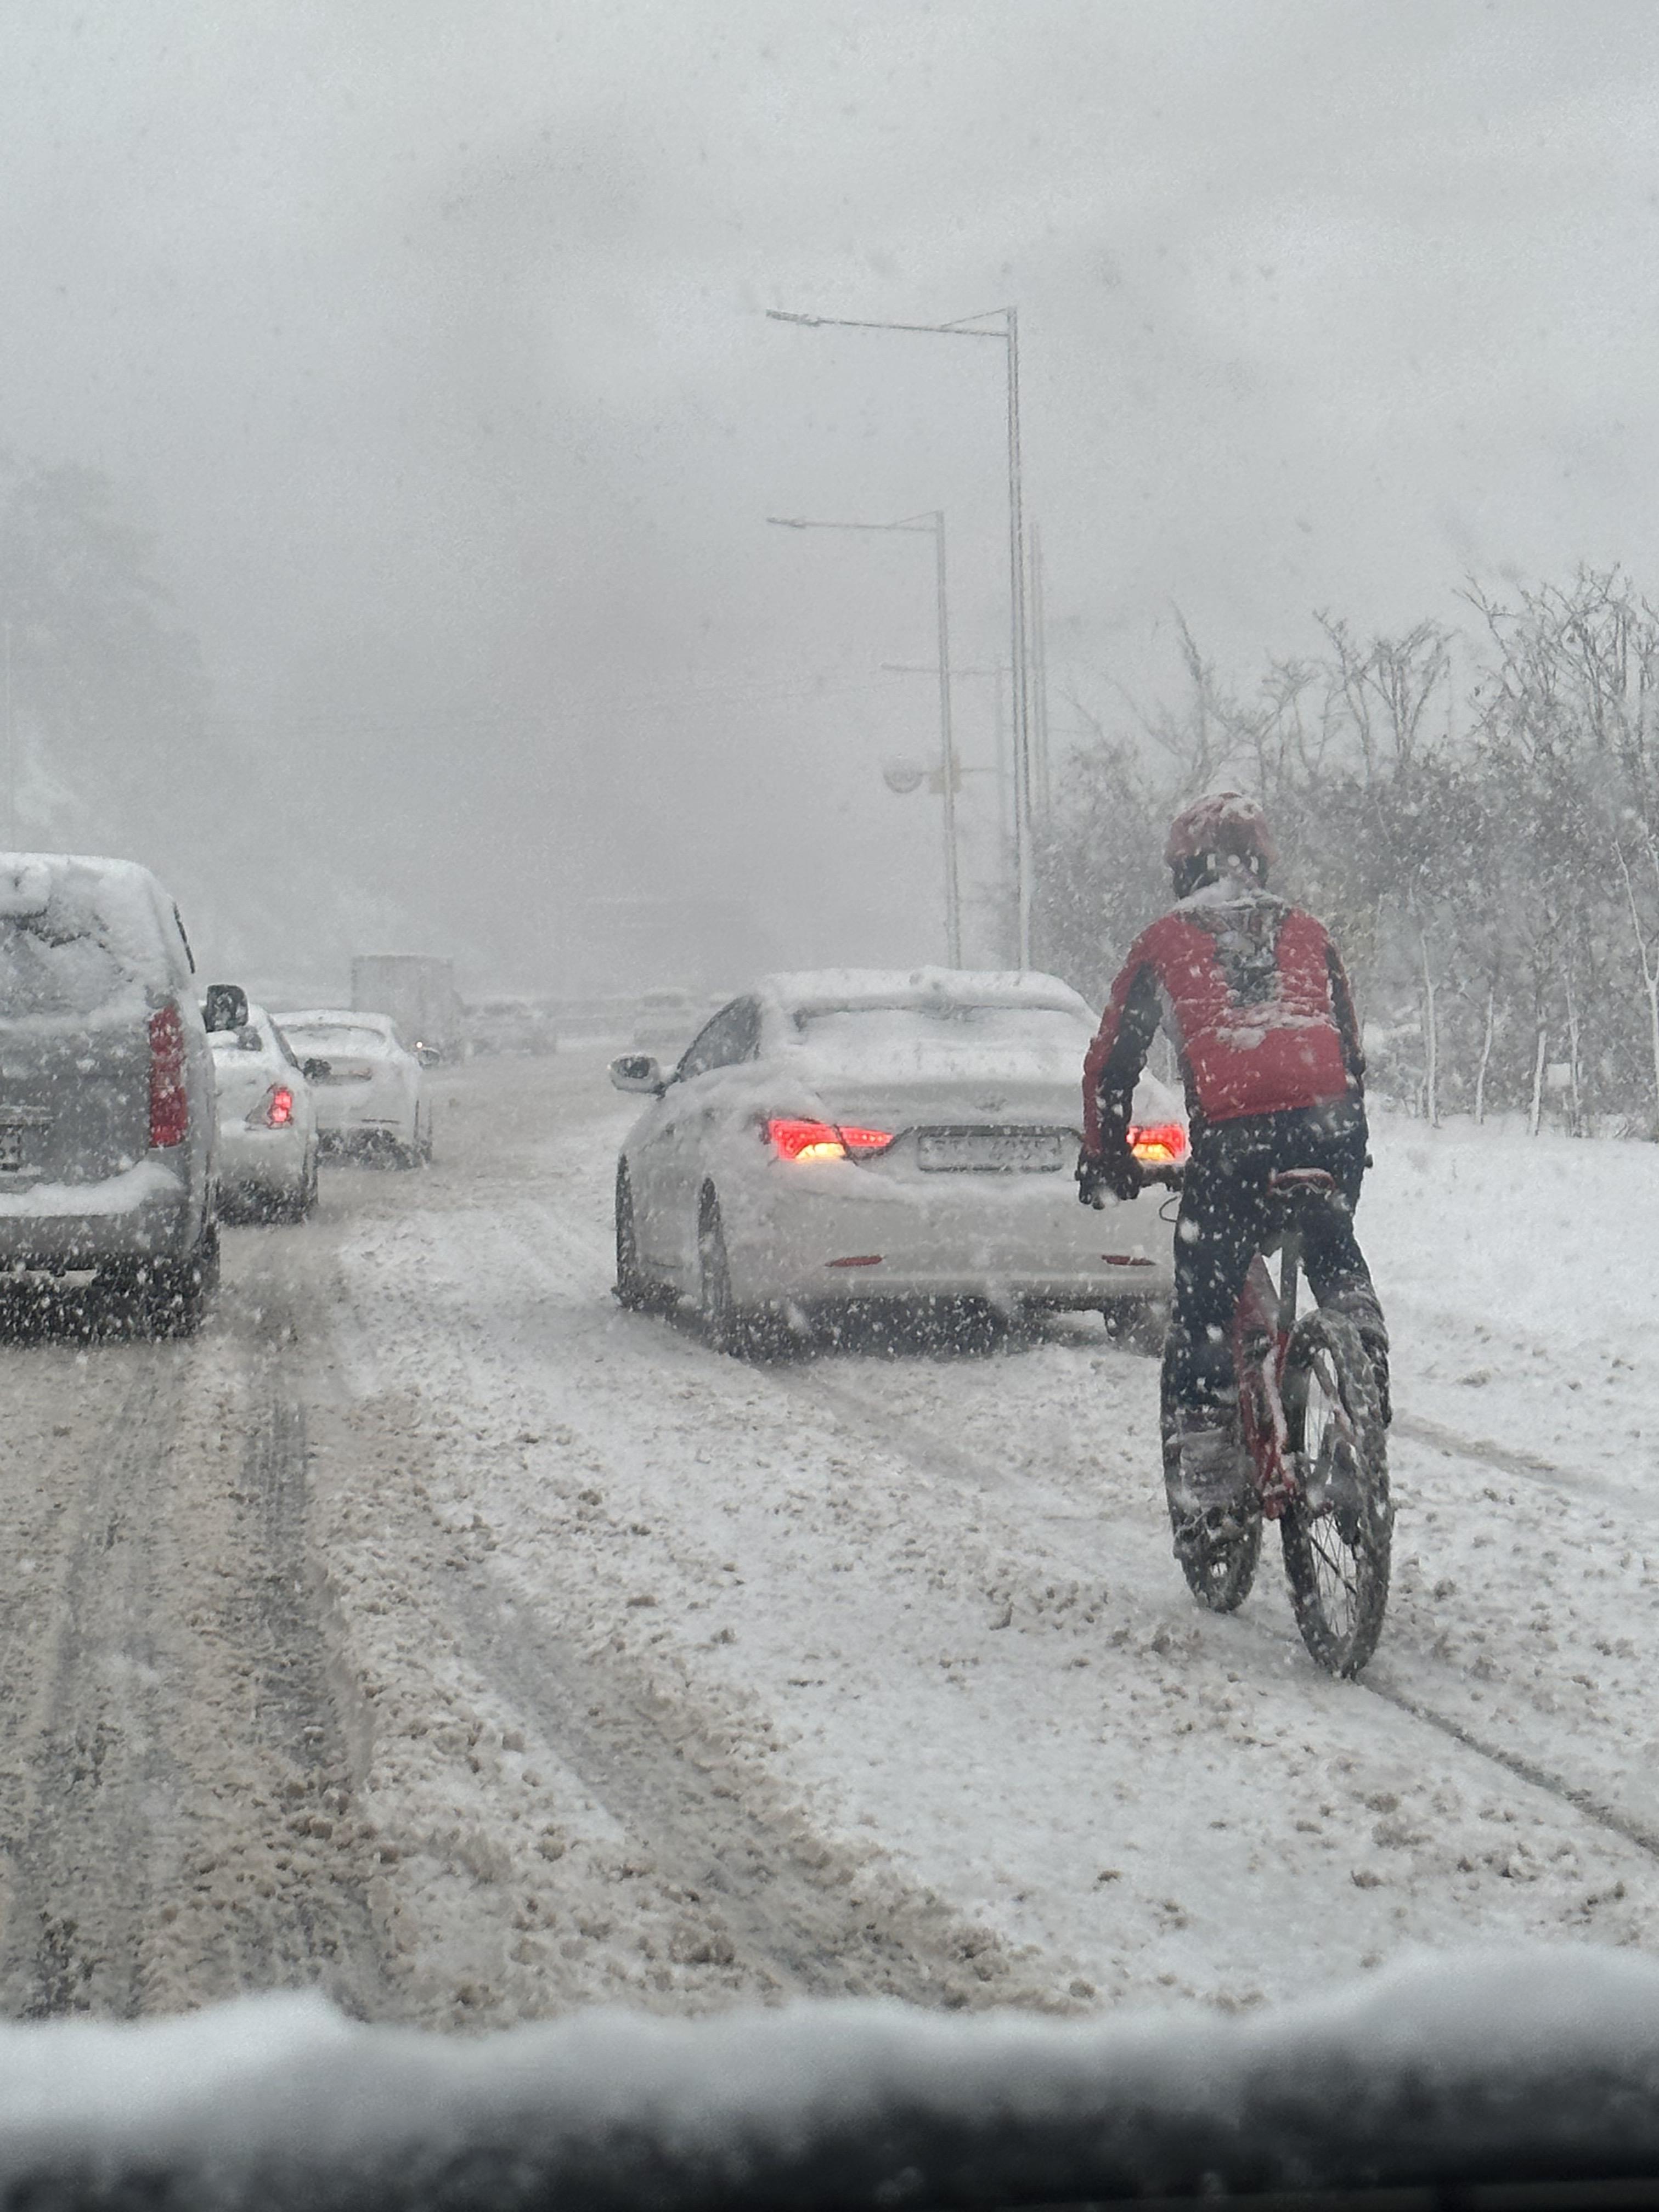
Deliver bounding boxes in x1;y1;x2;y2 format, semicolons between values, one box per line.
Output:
1278;1307;1392;1676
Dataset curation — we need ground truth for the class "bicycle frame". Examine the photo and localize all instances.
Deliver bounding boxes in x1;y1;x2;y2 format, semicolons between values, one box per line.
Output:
1232;1169;1354;1522
1232;1241;1300;1519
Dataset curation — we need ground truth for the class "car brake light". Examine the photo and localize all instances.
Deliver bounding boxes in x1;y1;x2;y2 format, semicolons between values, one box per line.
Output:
765;1117;895;1163
148;1004;189;1147
1129;1121;1188;1165
250;1084;295;1130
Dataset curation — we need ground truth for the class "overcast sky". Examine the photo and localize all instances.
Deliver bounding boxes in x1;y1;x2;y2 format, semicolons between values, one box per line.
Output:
5;1;1659;988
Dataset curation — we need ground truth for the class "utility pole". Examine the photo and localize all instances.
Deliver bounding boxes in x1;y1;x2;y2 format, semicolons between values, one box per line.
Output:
3;620;13;851
768;512;962;965
1030;521;1051;819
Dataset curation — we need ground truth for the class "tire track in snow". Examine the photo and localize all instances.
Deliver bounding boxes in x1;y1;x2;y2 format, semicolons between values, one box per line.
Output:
0;1266;393;2021
448;1571;1035;2006
221;1281;390;2012
338;1201;1065;2010
1395;1410;1659;1526
0;1355;185;2017
773;1344;1659;1872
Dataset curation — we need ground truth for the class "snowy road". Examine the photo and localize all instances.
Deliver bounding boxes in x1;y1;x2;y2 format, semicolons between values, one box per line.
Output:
2;1049;1657;2027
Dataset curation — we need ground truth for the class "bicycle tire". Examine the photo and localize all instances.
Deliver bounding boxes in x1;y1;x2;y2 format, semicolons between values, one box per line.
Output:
1278;1306;1392;1677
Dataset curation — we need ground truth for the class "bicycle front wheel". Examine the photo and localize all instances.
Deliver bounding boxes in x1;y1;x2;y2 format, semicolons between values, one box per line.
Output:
1278;1307;1392;1677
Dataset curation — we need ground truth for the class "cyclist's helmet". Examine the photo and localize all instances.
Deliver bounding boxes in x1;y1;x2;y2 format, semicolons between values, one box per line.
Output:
1165;791;1276;897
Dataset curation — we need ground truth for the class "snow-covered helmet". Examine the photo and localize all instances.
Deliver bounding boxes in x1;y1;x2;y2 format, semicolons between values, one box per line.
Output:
1164;791;1276;892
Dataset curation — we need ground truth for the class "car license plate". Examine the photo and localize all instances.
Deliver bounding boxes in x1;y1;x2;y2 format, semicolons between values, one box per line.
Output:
0;1127;23;1173
916;1128;1065;1173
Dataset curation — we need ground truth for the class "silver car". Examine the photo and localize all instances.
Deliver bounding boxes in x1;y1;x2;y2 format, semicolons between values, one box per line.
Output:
611;967;1181;1352
0;853;219;1331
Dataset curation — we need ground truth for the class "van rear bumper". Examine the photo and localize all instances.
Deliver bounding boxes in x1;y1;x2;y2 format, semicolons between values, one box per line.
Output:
0;1158;199;1269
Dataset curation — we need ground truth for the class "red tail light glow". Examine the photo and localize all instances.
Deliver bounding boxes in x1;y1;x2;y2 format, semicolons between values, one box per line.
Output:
148;1004;189;1148
765;1117;895;1164
1128;1121;1188;1165
251;1084;296;1130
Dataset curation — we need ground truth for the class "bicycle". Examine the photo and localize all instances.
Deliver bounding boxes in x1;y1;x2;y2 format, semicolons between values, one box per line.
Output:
1144;1161;1393;1677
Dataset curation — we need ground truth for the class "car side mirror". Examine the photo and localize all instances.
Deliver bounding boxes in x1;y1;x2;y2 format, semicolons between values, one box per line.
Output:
237;1023;263;1052
204;982;249;1034
302;1058;331;1084
413;1042;442;1068
610;1053;665;1096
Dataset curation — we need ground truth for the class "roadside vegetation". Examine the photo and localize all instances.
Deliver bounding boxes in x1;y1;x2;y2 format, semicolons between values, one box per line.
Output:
1040;568;1659;1136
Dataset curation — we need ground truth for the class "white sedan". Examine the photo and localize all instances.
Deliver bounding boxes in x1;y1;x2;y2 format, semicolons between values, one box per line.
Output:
610;968;1183;1352
274;1009;432;1166
204;992;320;1222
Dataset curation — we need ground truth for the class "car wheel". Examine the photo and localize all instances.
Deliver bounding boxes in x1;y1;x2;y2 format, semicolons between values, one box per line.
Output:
279;1153;319;1224
145;1222;221;1339
697;1194;744;1353
613;1163;658;1311
697;1193;787;1359
1102;1295;1165;1352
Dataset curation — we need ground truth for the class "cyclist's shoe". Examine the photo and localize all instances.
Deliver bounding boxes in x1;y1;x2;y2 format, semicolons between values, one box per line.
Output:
1165;1421;1252;1523
1358;1325;1391;1426
1321;1288;1391;1427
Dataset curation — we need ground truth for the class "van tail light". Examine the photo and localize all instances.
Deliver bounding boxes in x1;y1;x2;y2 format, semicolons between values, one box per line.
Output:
1129;1121;1188;1165
148;1004;189;1148
250;1084;296;1130
765;1117;895;1164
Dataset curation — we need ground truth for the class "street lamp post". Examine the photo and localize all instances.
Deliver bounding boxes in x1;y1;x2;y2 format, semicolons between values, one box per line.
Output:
768;511;961;967
766;303;1033;968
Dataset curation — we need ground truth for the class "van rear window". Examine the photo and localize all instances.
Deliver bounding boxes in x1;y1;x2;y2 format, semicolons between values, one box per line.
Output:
0;879;154;1022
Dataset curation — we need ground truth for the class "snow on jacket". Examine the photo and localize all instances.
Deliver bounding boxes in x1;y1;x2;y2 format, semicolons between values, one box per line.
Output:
1082;882;1365;1154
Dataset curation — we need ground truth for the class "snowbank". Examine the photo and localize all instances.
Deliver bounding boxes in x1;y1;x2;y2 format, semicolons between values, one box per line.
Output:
4;1949;1659;2207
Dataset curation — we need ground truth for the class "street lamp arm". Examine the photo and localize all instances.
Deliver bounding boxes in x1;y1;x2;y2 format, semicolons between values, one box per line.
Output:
766;515;935;536
765;307;1003;341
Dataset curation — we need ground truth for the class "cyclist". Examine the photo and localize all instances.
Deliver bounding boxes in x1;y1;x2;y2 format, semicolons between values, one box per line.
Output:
1077;791;1387;1560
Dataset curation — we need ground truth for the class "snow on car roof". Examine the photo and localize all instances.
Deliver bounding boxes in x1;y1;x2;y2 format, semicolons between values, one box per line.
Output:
762;968;1093;1018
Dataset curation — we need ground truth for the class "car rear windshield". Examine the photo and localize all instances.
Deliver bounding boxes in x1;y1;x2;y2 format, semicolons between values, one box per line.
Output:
791;1003;1094;1080
283;1025;387;1057
0;883;156;1021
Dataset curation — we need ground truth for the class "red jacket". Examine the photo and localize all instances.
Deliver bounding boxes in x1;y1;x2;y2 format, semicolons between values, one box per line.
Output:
1083;885;1364;1154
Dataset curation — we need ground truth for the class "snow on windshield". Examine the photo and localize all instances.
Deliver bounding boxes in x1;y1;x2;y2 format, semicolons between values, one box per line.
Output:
791;1002;1098;1082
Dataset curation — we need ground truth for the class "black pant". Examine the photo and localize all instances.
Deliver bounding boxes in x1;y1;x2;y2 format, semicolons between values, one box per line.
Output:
1163;1099;1380;1437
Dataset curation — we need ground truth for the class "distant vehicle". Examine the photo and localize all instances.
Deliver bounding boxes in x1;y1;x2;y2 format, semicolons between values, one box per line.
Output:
274;1009;431;1166
0;853;219;1332
350;954;461;1061
610;967;1182;1352
202;985;320;1222
631;988;716;1056
464;995;558;1057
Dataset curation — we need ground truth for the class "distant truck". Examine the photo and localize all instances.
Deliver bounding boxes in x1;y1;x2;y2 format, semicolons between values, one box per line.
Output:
350;955;463;1060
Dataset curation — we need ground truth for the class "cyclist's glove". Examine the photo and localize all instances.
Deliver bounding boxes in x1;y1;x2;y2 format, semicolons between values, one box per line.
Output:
1076;1148;1141;1206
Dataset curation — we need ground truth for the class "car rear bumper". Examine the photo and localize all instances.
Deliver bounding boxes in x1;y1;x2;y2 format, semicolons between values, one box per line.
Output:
724;1167;1172;1309
218;1124;309;1197
313;1092;414;1144
0;1157;200;1269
